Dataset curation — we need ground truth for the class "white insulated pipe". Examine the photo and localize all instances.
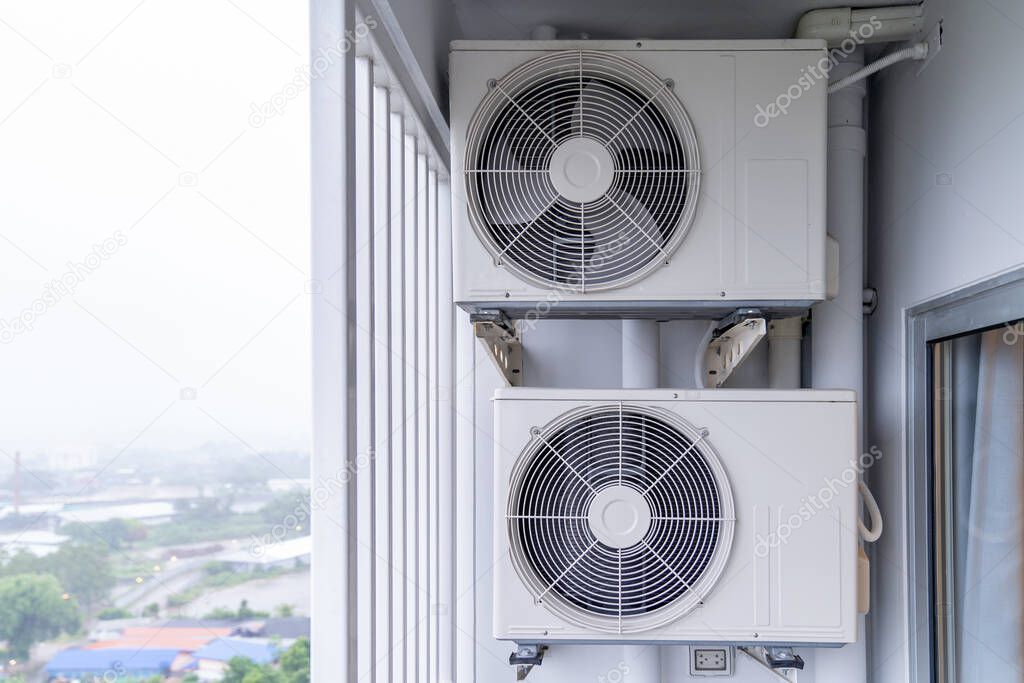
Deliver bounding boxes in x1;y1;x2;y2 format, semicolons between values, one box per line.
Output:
622;319;661;389
811;48;868;683
813;50;866;401
768;317;803;389
621;318;663;682
795;5;924;46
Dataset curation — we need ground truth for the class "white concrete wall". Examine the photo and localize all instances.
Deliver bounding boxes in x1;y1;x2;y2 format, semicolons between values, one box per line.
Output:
866;0;1024;680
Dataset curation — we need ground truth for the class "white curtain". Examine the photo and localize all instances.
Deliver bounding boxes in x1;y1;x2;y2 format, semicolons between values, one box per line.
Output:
957;329;1024;680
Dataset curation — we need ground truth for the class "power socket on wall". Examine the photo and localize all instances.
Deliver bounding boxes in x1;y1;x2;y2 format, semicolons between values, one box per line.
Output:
689;646;734;677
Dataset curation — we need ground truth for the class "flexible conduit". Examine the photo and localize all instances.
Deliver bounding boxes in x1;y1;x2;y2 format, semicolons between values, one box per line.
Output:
828;43;929;94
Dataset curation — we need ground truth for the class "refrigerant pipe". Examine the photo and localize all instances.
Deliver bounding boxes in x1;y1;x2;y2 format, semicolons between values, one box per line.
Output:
620;319;664;681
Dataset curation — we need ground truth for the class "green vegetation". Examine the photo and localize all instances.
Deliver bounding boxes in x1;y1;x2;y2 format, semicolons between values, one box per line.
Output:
0;574;80;659
259;492;311;526
167;586;203;607
141;601;160;617
97;606;133;620
203;599;269;620
219;637;309;683
204;562;286;588
0;543;114;613
142;493;311;548
167;564;289;610
60;518;148;550
141;514;268;547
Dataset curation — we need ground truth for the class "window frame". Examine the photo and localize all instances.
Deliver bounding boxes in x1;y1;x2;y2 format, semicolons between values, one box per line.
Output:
905;267;1024;682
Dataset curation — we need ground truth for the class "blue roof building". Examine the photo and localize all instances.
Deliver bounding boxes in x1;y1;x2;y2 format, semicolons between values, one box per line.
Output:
46;648;178;679
193;637;278;665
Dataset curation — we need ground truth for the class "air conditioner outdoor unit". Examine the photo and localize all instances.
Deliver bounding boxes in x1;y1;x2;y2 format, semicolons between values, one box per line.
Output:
493;388;860;645
450;40;829;319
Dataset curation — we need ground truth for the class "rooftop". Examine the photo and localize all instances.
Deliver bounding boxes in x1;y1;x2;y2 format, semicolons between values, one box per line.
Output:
193;638;278;664
85;626;232;652
46;648;179;674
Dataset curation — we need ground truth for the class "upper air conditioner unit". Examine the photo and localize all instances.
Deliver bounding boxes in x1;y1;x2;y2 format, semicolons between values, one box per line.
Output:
450;41;828;318
493;388;859;644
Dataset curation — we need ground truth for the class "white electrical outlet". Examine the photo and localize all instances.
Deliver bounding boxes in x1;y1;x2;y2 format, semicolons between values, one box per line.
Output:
689;646;734;676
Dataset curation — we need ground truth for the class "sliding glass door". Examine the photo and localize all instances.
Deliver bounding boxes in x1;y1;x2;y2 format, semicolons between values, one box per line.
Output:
929;322;1024;681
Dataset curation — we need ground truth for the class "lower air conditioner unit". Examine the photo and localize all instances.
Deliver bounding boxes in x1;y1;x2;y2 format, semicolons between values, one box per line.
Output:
493;388;859;645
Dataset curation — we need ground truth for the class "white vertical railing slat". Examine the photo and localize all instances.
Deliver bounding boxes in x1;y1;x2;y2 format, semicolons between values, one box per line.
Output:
309;0;357;680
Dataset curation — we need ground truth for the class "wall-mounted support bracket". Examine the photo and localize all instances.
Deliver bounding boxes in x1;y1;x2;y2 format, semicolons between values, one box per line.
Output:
738;646;803;682
703;309;767;388
471;310;523;386
509;643;547;680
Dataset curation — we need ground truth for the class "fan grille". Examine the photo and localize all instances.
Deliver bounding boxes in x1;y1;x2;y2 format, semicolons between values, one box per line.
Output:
507;404;734;633
465;50;701;291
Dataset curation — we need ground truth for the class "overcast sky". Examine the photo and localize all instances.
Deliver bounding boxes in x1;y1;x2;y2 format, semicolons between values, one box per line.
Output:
0;1;311;458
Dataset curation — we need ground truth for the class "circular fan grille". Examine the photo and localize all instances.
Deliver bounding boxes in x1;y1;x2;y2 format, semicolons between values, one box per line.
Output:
465;50;701;291
507;404;734;633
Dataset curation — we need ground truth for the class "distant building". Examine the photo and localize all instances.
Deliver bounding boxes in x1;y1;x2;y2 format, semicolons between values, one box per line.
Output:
0;529;68;557
28;449;99;472
57;500;176;525
191;638;277;681
0;502;63;522
233;616;310;641
46;648;178;680
267;478;310;493
218;535;310;572
86;625;232;652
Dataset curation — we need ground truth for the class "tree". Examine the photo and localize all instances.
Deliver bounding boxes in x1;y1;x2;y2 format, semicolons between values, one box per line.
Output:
212;639;306;683
0;574;80;659
221;657;262;683
237;599;266;620
61;519;147;549
142;602;160;618
243;669;284;683
279;637;310;683
202;600;270;621
44;543;115;611
97;607;132;620
259;492;310;527
273;603;294;618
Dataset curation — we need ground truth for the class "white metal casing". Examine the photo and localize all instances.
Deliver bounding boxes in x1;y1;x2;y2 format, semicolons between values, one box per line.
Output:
493;388;859;645
451;40;829;318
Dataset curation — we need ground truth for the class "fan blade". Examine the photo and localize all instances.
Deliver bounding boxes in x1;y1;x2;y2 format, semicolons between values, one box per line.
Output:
480;124;525;172
586;191;660;270
614;148;689;241
476;168;555;227
572;77;617;137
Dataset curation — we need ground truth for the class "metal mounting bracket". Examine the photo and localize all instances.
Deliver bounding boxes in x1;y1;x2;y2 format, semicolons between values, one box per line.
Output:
738;646;803;682
471;310;523;386
703;309;767;388
509;643;547;680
